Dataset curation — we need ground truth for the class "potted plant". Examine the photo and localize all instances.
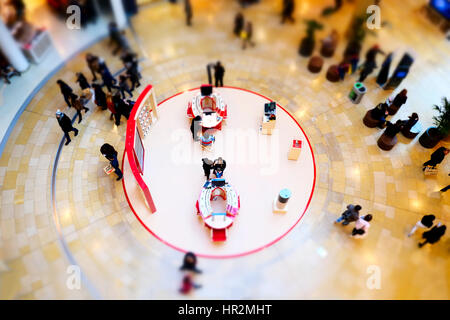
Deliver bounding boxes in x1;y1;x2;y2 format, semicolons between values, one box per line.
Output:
299;19;323;57
419;97;450;148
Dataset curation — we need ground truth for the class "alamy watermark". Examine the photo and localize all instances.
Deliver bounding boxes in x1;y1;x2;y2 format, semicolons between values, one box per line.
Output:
367;5;381;30
366;265;381;290
66;265;81;290
66;5;81;30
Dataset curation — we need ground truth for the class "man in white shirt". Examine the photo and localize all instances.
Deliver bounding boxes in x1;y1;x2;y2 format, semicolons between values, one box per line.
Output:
351;214;373;238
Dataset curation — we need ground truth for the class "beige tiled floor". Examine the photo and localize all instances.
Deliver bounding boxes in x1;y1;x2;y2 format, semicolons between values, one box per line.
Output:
0;0;449;299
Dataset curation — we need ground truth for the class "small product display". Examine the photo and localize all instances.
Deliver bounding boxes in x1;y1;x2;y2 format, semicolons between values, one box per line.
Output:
262;101;277;135
288;139;302;160
196;178;240;242
273;188;292;213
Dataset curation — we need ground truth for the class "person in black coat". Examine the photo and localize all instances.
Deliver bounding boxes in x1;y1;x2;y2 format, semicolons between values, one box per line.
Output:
383;120;404;138
86;53;100;81
358;45;385;82
213;157;226;177
184;0;193;26
281;0;295;24
418;224;446;248
108;22;130;55
234;12;244;37
202;158;213;180
214;61;225;87
100;63;120;92
401;112;419;132
112;93;131;121
56;110;78;145
190;116;202;141
93;83;108;110
57;79;78;108
423;147;449;169
370;102;389;128
76;72;90;90
180;252;201;274
100;143;123;181
119;75;133;99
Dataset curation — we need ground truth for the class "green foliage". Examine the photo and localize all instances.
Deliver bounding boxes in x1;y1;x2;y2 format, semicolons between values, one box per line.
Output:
432;97;450;137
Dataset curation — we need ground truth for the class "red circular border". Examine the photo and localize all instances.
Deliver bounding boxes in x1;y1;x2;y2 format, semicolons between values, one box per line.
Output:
122;86;317;259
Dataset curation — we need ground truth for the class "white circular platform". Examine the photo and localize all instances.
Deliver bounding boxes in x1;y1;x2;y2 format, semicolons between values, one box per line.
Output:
123;87;316;258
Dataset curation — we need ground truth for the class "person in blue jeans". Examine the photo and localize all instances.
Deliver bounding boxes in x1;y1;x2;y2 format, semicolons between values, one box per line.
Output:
335;204;362;225
101;143;123;181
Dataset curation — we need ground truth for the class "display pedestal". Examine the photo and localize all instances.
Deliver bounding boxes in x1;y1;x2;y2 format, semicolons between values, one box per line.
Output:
273;198;289;213
262;116;276;135
288;140;302;160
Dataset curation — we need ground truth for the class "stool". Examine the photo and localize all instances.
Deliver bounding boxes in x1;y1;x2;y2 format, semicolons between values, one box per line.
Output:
320;42;336;58
363;110;380;128
401;122;422;139
326;65;340;82
377;133;398;151
308;56;324;73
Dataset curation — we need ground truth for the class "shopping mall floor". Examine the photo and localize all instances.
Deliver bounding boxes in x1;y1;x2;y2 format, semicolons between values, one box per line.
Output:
0;0;449;299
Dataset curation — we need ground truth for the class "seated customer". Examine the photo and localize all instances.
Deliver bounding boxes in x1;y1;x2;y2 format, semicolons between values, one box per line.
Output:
383;120;404;138
402;112;419;132
370;103;389;128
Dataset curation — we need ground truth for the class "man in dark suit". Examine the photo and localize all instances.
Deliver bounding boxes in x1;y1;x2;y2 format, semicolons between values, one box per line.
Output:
56;110;78;145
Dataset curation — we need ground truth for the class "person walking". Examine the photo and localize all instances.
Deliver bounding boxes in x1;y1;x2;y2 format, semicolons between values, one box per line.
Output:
184;0;193;26
234;12;244;37
76;72;90;90
100;63;120;92
214;61;225;87
408;214;435;237
422;147;449;171
126;66;141;91
113;92;131;121
376;52;393;87
57;79;77;108
100;143;123;181
56;110;78;145
190;115;202;141
206;63;214;85
335;204;362;225
388;89;408;115
70;95;89;123
202;158;213;180
93;83;108;110
106;92;121;126
358;45;385;82
179;274;201;294
351;214;373;238
180;252;202;273
241;21;255;49
118;75;133;99
418;223;446;248
86;53;100;81
108;22;130;55
281;0;295;24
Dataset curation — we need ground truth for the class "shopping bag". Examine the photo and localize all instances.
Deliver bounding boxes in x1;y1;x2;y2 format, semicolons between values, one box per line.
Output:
104;164;114;175
424;166;438;176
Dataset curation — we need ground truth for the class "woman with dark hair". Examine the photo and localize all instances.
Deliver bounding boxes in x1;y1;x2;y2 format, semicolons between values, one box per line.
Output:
370;102;389;128
180;252;201;273
100;143;122;181
383;120;404;138
57;79;77;108
76;72;90;90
